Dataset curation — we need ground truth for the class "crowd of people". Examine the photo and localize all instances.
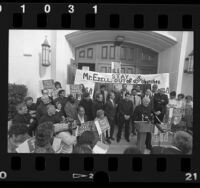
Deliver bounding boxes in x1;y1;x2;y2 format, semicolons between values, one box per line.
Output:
8;81;193;154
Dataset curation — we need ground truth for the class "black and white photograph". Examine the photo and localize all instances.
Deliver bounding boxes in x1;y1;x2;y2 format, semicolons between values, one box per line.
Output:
8;30;193;154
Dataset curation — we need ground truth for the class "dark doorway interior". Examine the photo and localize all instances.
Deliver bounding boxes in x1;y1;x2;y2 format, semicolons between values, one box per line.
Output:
78;63;95;71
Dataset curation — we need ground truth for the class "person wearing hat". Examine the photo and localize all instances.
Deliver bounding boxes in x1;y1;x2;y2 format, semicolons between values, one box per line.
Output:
79;92;93;121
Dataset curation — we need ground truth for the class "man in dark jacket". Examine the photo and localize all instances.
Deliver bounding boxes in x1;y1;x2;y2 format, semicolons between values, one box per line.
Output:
104;91;117;140
92;93;104;119
117;92;133;143
153;88;169;122
13;103;37;136
38;104;63;124
36;89;54;108
79;92;93;121
36;95;52;121
132;97;154;151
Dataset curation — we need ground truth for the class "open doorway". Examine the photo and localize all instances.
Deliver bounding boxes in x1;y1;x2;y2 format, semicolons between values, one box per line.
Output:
78;63;95;71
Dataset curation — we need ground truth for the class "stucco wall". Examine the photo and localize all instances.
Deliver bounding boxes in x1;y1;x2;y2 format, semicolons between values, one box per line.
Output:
157;32;183;92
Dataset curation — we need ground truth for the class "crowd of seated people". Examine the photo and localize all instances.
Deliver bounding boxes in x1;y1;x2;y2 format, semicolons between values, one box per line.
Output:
8;81;193;154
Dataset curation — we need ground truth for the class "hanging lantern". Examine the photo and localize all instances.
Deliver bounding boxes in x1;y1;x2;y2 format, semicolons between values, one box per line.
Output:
41;36;51;67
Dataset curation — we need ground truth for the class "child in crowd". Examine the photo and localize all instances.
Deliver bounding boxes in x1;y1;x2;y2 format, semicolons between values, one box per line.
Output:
8;123;30;153
13;103;37;136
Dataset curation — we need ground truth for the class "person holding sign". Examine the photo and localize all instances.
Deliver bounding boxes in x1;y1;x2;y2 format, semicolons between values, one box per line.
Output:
117;93;133;143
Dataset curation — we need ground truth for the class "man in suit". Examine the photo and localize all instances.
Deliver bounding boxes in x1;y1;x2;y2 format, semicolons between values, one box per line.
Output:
104;91;117;141
92;93;104;119
151;84;158;97
117;92;133;143
130;88;142;135
79;92;93;121
153;88;169;122
100;84;108;105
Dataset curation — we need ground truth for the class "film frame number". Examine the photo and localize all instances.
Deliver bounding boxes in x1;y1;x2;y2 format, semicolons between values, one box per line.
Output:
0;171;7;180
185;173;198;181
20;4;25;13
93;5;97;14
68;5;74;14
0;5;2;13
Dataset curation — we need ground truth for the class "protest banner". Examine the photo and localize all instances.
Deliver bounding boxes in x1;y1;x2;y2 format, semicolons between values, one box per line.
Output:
42;79;54;90
75;69;169;94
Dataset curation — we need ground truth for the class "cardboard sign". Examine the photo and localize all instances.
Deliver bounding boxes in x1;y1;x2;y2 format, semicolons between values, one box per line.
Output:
53;123;70;133
76;121;94;136
98;117;110;134
66;84;82;100
42;79;55;89
16;137;35;153
93;141;109;154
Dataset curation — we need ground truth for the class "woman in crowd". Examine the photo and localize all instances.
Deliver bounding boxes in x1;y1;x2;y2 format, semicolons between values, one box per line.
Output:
76;106;87;125
177;93;186;109
52;81;62;100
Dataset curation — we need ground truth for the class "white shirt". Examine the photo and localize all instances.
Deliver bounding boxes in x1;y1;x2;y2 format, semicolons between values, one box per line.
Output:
78;114;85;124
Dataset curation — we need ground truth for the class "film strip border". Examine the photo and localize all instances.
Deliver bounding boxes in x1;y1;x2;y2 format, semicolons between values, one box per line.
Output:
0;155;196;182
0;3;200;182
0;3;199;29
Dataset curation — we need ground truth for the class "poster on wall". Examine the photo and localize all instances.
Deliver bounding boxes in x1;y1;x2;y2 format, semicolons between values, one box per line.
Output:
75;69;169;94
42;79;55;90
66;84;82;100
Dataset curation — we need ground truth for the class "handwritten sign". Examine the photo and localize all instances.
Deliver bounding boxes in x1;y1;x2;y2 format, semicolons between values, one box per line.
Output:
76;121;95;136
42;79;54;89
97;117;110;134
75;70;169;93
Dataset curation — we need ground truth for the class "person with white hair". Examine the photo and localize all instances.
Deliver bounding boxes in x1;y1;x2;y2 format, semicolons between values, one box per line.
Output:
132;97;154;151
